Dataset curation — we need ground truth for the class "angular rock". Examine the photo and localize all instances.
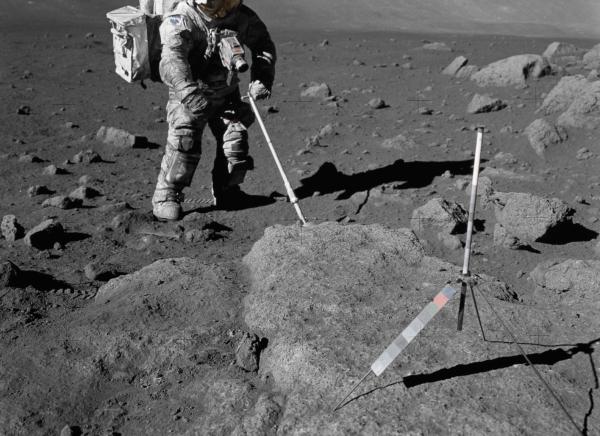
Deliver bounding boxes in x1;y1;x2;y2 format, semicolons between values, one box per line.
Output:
538;75;589;115
235;332;262;372
84;261;120;281
0;261;22;288
493;192;573;242
318;123;336;138
42;164;67;175
300;82;331;99
42;195;82;209
1;215;24;242
18;154;43;163
556;80;600;129
471;54;551;87
368;98;386;109
69;186;101;200
455;65;479;79
96;126;147;148
523;118;567;157
72;149;102;164
542;42;583;64
27;185;53;197
24;219;64;250
493;224;525;249
467;94;507;114
410;198;467;235
442;56;468;76
381;133;417;151
583;43;600;70
576;147;594;160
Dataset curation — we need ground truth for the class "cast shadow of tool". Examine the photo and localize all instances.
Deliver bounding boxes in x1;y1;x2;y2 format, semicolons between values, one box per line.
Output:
294;159;480;200
339;338;599;434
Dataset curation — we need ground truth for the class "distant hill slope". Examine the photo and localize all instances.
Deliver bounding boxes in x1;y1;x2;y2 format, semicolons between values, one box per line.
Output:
1;0;599;37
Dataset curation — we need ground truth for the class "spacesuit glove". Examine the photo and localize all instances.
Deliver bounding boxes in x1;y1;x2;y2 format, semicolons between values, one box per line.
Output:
181;90;211;115
248;80;271;100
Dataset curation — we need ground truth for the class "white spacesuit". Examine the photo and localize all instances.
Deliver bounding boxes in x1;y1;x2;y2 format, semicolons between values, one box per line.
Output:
152;0;276;220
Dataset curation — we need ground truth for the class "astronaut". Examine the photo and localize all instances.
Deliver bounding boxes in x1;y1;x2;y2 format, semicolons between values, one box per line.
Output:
152;0;276;220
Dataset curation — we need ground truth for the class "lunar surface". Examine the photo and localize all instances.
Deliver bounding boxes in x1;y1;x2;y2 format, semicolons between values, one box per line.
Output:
0;1;599;435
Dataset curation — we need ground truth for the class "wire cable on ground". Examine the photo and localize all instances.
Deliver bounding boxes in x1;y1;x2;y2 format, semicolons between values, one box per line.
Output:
474;285;585;436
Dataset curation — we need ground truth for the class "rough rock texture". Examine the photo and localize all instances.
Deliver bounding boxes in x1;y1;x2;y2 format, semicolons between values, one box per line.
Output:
537;75;589;115
96;126;146;148
42;195;82;209
583;43;600;70
300;82;331;99
235;332;262;372
531;259;600;305
1;215;24;243
442;56;468;76
72;149;102;164
466;94;507;114
493;223;525;249
523;118;567;157
24;219;64;250
542;42;583;64
411;198;467;235
493;192;573;242
0;261;21;288
240;223;579;435
471;54;551;87
556;80;600;129
69;186;101;200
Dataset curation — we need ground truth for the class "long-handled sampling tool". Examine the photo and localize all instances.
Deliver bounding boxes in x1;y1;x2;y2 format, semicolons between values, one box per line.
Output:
246;93;307;225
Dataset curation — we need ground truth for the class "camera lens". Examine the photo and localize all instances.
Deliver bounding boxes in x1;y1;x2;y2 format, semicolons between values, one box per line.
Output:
234;57;249;72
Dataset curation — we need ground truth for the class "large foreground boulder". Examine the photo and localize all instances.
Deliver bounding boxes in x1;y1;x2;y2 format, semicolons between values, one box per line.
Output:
493;192;573;243
471;54;551;87
238;223;592;435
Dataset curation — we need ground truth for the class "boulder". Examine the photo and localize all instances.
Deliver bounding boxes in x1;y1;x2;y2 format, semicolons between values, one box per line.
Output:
1;215;24;242
455;65;479;79
537;75;589;115
42;164;67;175
493;224;525;250
96;126;147;148
0;261;22;288
24;219;64;250
27;185;53;197
410;198;467;235
531;259;600;304
72;149;102;164
300;82;331;99
542;42;583;64
42;195;82;209
240;223;582;435
69;186;101;200
583;43;600;69
422;42;451;51
523;118;567;157
493;192;573;242
556;80;600;129
442;56;468;76
466;94;507;114
471;54;551;87
368;98;386;109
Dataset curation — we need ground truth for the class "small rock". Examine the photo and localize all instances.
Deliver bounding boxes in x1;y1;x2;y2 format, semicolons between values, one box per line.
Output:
402;62;413;70
381;133;417;151
1;215;25;242
84;261;120;281
368;98;387;109
304;135;321;148
0;261;22;288
300;82;331;99
576;147;594;160
184;229;211;243
72;149;102;164
60;425;81;436
418;107;434;115
24;219;64;250
27;185;53;197
69;186;102;200
64;122;79;129
437;232;463;250
42;164;68;175
96;126;147;148
235;332;263;372
85;32;94;39
17;105;31;115
524;118;567;157
467;94;507;114
18;154;43;163
318;123;336;138
493;224;525;249
42;195;82;209
455;179;469;191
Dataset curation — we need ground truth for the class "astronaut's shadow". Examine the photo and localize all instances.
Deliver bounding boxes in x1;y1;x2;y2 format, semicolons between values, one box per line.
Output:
294;159;479;200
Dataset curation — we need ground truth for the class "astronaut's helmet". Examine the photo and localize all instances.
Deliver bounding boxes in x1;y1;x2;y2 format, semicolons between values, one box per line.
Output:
194;0;238;18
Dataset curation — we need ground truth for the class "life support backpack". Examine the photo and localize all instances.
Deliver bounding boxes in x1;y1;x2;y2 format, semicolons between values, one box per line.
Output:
106;0;177;84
